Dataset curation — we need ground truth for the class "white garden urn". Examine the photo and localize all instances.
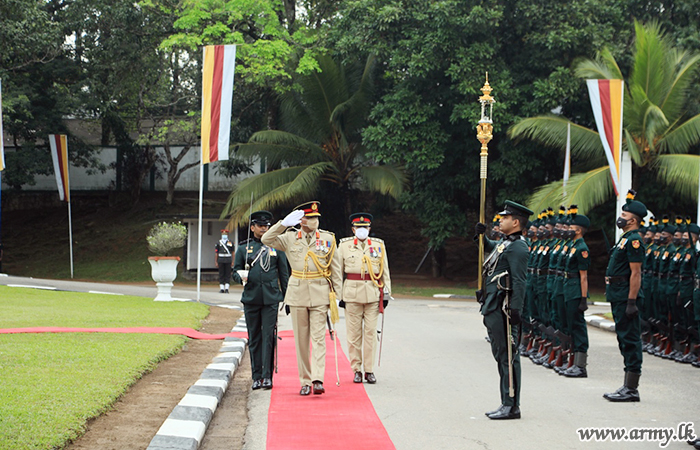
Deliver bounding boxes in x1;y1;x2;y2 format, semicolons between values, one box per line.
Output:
148;256;180;301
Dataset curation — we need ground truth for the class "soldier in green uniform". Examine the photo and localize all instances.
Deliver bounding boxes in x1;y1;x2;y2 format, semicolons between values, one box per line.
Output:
522;216;541;353
475;200;532;420
641;219;657;350
654;215;677;357
665;216;686;360
232;211;290;390
530;209;556;361
693;221;700;368
603;190;646;402
674;218;696;362
561;207;590;377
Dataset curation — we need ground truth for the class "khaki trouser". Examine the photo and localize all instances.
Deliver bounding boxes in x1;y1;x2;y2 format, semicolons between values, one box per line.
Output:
345;301;379;373
290;304;328;386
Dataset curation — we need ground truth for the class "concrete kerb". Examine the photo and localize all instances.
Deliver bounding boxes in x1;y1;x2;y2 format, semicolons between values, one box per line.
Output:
147;317;248;450
585;313;616;332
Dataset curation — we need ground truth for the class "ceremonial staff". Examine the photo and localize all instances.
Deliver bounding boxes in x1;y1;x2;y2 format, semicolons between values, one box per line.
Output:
476;73;495;291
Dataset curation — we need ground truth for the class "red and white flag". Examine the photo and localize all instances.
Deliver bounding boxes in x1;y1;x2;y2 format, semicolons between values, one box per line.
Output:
49;134;70;202
201;45;236;164
586;79;624;195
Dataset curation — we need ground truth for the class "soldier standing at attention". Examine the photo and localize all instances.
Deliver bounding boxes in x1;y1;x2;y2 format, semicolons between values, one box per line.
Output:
215;229;234;293
475;200;532;420
603;190;647;402
262;201;342;396
561;206;590;378
232;211;289;390
338;213;392;384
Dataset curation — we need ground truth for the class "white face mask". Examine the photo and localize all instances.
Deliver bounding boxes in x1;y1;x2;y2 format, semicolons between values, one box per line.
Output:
305;217;319;231
354;227;370;240
221;235;228;242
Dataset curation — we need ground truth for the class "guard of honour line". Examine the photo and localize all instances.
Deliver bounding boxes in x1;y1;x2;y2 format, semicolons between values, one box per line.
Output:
226;192;699;432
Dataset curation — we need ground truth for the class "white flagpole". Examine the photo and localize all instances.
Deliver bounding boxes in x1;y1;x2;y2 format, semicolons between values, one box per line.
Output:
197;161;204;302
68;200;74;278
563;122;571;199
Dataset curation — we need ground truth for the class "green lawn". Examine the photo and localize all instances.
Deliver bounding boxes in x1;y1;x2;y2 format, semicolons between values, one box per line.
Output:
392;282;476;298
0;286;209;450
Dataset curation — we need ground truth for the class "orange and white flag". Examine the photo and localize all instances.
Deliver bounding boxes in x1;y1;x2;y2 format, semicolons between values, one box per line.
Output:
586;79;624;195
201;45;236;164
49;134;70;202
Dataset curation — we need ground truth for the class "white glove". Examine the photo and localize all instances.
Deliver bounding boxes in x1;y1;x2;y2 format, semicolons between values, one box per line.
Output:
281;209;305;227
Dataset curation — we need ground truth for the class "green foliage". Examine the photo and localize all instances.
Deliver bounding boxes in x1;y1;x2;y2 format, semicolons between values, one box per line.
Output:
147;222;187;256
0;287;209;450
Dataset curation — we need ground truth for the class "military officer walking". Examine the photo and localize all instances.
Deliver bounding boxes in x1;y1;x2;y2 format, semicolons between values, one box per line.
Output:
233;211;289;390
603;190;646;402
561;207;590;378
215;229;234;293
338;213;392;384
262;201;342;396
475;200;533;420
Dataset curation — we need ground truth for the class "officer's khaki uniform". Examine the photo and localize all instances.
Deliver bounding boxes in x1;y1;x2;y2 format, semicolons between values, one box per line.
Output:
262;222;342;386
339;236;391;373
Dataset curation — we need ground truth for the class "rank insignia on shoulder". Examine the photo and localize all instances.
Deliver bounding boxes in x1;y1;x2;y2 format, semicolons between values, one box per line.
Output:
497;243;506;253
582;251;589;259
632;240;640;249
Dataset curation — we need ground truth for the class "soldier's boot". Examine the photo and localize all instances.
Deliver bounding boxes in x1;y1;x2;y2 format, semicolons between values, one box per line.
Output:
534;342;552;365
661;338;675;359
647;332;661;353
543;345;560;369
530;339;545;361
653;335;668;356
562;352;588;378
554;349;570;374
552;348;565;372
603;372;640;402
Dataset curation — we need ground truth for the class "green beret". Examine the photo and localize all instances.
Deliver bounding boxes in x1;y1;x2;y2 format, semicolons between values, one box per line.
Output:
621;189;647;219
568;205;590;228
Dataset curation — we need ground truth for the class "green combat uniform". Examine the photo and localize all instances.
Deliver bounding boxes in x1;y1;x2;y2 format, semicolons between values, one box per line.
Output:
232;211;290;386
477;200;532;420
603;190;647;402
562;208;591;377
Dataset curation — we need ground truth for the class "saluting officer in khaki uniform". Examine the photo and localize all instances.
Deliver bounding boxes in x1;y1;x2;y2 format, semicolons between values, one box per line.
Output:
338;213;392;384
262;201;342;396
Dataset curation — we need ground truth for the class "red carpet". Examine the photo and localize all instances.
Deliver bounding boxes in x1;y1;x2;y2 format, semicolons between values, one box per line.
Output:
267;330;395;450
0;327;248;340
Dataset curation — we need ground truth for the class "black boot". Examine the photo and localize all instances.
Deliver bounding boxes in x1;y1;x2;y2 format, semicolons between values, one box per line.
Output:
603;372;640;402
563;352;588;378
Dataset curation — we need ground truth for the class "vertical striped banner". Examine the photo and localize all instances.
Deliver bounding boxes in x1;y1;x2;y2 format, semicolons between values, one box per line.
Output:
0;79;5;172
201;45;236;164
49;134;70;202
586;79;624;195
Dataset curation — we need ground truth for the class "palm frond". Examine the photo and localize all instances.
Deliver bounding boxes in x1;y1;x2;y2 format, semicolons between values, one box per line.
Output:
657;113;700;154
624;129;644;166
655;154;700;202
528;166;613;214
508;116;606;162
354;164;408;199
575;47;623;79
240;130;329;165
631;20;671;106
660;53;700;123
642;104;669;152
329;55;376;143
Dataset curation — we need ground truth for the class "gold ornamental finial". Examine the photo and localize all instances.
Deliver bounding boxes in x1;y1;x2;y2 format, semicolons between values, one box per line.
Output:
480;72;493;103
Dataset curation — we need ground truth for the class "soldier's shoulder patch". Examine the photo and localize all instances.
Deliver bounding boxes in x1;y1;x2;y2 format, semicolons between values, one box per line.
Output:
632;240;641;249
581;250;589;259
686;253;692;261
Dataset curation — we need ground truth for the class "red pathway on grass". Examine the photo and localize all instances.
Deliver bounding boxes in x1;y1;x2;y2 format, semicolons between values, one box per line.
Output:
267;330;395;450
0;327;249;340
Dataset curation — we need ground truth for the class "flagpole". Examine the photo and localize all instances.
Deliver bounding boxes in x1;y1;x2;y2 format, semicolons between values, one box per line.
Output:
563;122;571;199
68;200;74;278
197;161;204;302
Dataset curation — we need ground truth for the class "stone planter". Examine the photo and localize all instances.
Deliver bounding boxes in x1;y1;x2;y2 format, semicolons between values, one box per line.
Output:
148;256;180;301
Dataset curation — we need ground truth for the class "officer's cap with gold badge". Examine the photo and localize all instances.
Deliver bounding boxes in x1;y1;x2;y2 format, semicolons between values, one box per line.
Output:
349;212;373;227
294;201;321;217
250;210;273;226
497;200;534;218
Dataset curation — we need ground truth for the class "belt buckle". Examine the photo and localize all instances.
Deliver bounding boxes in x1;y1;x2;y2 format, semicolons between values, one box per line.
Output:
605;276;610;285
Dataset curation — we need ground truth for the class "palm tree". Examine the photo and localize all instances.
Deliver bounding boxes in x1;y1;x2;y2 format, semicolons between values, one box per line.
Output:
220;54;407;230
508;21;700;214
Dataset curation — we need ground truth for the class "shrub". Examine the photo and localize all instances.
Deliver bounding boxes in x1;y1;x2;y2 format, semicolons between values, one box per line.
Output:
146;222;186;256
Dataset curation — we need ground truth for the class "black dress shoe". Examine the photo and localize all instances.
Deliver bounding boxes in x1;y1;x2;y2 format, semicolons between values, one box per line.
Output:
485;405;505;416
300;385;312;396
487;406;521;420
562;366;587;378
312;381;325;394
252;379;263;390
220;289;225;293
262;378;273;389
603;386;640;402
353;372;363;383
365;373;376;384
225;289;229;293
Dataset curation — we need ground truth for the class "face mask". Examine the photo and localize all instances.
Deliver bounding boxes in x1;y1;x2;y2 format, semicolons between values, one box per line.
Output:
221;235;228;242
643;237;652;244
653;237;661;245
616;217;628;229
305;217;319;231
672;237;681;246
354;227;370;240
681;238;689;246
527;230;535;238
553;229;561;238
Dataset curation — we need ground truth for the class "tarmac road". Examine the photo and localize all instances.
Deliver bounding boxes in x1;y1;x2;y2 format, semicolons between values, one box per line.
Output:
2;275;698;449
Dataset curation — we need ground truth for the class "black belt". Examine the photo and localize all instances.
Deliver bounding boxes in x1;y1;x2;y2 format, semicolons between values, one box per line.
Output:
547;269;558;275
527;268;536;274
605;276;627;285
564;272;580;279
537;268;546;275
677;275;693;281
658;273;669;279
643;270;652;276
